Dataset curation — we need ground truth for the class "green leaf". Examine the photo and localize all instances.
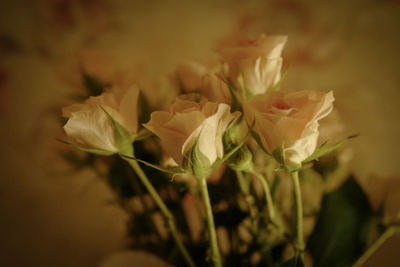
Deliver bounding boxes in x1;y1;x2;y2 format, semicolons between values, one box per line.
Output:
280;256;304;267
83;73;104;96
303;134;358;163
307;176;373;267
100;106;134;156
56;138;114;156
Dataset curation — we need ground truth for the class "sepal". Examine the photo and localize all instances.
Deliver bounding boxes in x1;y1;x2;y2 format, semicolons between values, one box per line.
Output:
270;68;288;92
120;154;186;179
183;137;211;180
303;134;358;163
56;138;115;156
100;106;134;156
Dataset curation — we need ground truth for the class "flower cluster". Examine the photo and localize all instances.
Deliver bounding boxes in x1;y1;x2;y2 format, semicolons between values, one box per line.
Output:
63;35;333;170
60;34;368;267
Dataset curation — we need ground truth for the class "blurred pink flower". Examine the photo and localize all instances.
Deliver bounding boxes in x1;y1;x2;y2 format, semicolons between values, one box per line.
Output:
175;61;231;104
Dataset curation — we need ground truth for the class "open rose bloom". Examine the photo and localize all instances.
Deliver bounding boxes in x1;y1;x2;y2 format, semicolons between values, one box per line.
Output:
245;90;334;165
62;85;139;154
144;95;240;168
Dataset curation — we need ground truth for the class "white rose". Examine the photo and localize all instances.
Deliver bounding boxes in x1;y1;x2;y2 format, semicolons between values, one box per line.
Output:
62;85;139;154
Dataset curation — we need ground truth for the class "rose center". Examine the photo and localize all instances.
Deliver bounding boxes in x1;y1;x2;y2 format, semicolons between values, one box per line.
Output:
273;102;291;110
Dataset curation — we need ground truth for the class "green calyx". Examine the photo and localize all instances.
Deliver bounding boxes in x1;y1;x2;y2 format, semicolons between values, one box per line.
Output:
183;137;211;180
100;106;134;157
272;145;301;173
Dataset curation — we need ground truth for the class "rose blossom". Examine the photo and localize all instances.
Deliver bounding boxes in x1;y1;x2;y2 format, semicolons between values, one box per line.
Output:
143;95;240;167
175;61;231;104
245;90;334;165
219;34;287;96
62;84;140;153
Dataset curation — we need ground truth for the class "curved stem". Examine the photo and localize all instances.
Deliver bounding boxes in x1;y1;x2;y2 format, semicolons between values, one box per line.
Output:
353;227;397;267
236;170;250;195
235;170;258;233
198;177;222;267
124;157;196;267
290;171;304;257
251;170;276;223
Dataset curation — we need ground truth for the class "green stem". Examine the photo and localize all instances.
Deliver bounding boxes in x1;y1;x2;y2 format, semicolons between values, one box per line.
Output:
236;170;249;195
290;171;304;257
235;170;257;232
352;227;396;267
123;157;196;267
251;170;276;223
198;177;222;267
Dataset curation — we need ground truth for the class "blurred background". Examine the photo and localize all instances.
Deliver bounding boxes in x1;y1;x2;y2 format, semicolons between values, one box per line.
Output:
0;0;399;266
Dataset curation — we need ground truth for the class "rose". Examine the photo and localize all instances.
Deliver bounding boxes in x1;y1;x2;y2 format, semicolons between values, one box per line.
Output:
62;85;140;154
175;61;231;104
143;95;240;169
219;35;287;96
245;90;334;165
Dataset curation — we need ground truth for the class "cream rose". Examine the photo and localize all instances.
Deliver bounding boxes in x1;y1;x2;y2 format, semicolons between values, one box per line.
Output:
175;61;231;104
62;84;140;153
245;90;334;165
219;35;287;96
143;95;240;167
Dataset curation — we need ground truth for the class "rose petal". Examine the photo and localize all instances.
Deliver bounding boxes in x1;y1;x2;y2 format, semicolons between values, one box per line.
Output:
63;104;118;152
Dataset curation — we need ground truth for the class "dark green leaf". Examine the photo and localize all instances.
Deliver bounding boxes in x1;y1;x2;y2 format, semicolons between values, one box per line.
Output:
307;176;373;267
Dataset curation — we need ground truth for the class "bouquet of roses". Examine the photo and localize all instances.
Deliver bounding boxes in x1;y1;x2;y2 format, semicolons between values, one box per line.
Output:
59;34;399;267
